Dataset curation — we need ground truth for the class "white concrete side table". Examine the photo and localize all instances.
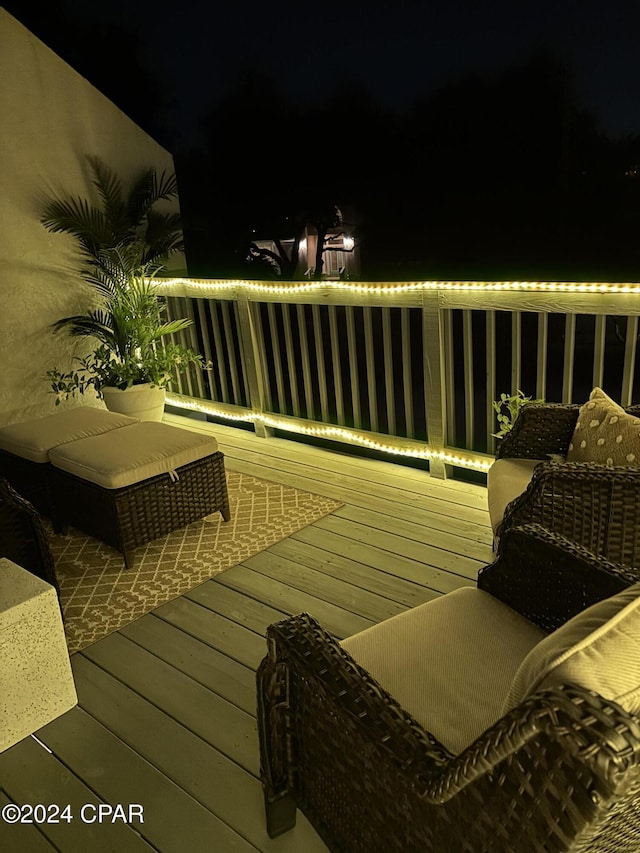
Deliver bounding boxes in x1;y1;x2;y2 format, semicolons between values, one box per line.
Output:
0;557;77;752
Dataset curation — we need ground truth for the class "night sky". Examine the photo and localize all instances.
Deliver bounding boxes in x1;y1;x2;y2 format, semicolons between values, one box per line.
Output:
5;0;640;149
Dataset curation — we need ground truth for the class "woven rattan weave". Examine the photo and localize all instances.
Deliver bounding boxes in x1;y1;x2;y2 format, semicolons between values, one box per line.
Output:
258;525;640;852
0;476;59;597
50;451;230;568
0;449;53;518
495;402;640;566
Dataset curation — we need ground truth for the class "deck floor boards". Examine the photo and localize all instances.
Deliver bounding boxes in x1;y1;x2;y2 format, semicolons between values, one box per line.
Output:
1;416;493;852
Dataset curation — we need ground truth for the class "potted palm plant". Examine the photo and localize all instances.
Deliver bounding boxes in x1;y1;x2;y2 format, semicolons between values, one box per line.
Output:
42;156;204;420
46;246;202;419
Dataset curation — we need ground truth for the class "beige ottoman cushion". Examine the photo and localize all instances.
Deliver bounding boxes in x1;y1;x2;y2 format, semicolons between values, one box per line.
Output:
49;422;220;489
0;407;138;463
342;587;545;754
487;458;545;533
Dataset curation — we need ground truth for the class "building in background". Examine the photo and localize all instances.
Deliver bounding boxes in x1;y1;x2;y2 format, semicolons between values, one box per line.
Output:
251;207;360;280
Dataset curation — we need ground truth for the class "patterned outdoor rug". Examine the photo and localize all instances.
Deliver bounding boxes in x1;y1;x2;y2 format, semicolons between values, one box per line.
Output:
45;472;341;654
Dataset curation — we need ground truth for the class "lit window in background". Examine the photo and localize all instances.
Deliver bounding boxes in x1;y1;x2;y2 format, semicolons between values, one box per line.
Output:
343;236;355;250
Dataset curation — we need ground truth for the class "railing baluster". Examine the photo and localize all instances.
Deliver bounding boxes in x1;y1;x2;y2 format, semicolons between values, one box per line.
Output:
328;306;345;424
422;291;447;478
183;296;205;398
267;302;286;412
170;297;194;397
252;303;272;411
511;311;521;394
312;304;330;423
296;304;315;420
196;298;217;401
593;315;606;389
236;296;272;438
622;316;638;406
382;307;396;436
221;300;242;405
364;307;378;432
462;309;474;449
536;312;548;400
282;303;301;417
562;313;576;403
234;301;252;408
486;310;496;455
164;297;183;395
208;301;229;403
233;302;252;403
401;308;414;439
346;306;362;429
443;310;455;446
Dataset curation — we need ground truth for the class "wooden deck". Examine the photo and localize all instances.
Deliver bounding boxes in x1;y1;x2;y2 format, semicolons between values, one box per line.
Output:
0;416;494;853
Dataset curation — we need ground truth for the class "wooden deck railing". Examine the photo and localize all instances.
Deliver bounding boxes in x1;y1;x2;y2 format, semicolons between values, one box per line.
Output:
155;279;640;478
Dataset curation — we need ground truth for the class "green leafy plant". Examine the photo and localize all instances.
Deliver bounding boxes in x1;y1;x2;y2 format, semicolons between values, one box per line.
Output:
492;390;544;438
42;158;206;403
46;251;203;403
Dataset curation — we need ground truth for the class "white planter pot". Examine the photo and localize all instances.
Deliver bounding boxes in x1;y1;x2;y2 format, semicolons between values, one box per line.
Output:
101;384;166;421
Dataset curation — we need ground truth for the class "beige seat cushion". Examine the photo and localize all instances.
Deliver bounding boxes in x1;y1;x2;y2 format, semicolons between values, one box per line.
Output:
503;582;640;715
0;407;138;463
49;422;219;489
566;387;640;466
487;458;544;533
341;587;545;755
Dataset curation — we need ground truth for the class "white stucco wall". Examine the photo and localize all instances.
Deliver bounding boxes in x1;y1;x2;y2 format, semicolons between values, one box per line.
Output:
0;8;185;426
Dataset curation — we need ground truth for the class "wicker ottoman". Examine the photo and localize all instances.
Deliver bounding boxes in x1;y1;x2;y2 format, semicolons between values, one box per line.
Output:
48;422;230;568
0;407;137;518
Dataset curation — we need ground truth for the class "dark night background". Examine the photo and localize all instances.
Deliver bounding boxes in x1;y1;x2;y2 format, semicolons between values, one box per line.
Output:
5;0;640;281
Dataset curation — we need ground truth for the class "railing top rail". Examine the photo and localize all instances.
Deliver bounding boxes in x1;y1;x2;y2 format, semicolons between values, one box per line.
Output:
155;277;640;297
156;277;640;312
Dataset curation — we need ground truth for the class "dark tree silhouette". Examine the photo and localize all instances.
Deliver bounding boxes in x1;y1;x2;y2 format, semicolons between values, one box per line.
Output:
177;52;640;281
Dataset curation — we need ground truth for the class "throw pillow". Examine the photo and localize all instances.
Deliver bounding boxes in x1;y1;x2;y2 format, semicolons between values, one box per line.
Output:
566;387;640;466
503;582;640;715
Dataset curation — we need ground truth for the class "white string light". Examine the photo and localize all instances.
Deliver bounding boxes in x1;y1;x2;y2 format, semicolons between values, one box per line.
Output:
165;394;492;472
155;278;640;296
160;276;635;471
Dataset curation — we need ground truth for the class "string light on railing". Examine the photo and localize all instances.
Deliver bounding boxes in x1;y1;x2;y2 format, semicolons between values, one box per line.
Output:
155;277;640;296
159;275;639;472
165;395;493;472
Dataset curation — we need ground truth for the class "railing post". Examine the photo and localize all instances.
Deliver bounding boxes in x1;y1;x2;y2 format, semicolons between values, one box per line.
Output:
236;295;273;439
422;290;449;479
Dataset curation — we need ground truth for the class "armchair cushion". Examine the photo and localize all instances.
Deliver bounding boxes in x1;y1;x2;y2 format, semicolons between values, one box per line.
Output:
341;586;545;755
503;581;640;714
567;387;640;466
487;457;544;534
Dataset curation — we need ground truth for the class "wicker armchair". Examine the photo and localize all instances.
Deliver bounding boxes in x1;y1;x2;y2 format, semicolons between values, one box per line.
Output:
492;402;640;565
0;476;60;598
257;525;640;853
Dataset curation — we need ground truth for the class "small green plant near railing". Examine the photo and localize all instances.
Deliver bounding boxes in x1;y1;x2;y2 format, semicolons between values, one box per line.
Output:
492;390;544;438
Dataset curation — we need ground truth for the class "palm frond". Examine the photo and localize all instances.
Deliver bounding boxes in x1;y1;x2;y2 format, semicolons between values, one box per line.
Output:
86;156;127;234
43;157;193;374
52;311;116;347
126;168;156;226
142;210;184;262
82;244;148;292
41;198;113;256
149;318;193;340
141;236;185;265
152;170;178;201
